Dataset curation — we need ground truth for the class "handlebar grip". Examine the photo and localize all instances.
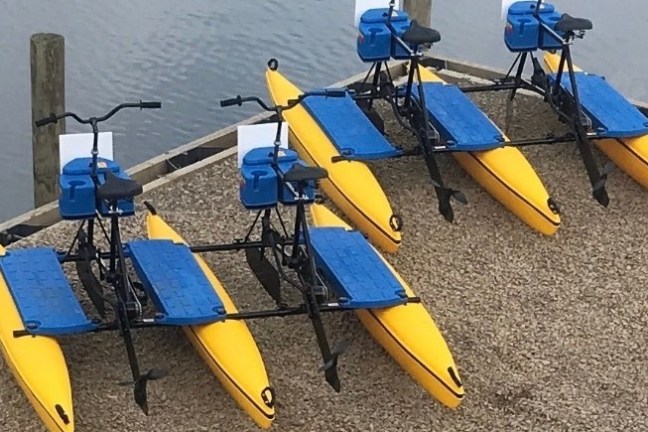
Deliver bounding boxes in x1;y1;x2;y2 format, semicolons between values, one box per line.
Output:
34;114;57;127
220;96;243;107
141;101;162;109
323;88;347;97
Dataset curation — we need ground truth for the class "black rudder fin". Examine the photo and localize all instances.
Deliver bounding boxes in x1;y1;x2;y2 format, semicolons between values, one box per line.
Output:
120;368;169;415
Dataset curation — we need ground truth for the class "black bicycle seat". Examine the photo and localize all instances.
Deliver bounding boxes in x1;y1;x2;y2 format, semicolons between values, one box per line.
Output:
283;164;328;183
555;14;592;33
402;20;441;46
97;170;143;201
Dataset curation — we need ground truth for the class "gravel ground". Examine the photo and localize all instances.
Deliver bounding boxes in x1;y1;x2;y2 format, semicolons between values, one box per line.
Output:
1;74;648;432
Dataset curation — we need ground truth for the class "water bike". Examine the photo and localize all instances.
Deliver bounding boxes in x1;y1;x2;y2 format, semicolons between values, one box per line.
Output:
0;102;274;431
268;0;561;237
463;0;648;207
144;89;465;418
265;58;404;254
354;0;565;235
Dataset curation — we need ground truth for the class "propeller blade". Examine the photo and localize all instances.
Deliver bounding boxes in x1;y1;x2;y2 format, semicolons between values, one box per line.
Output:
602;161;615;175
318;356;337;373
134;379;149;415
117;369;168;387
592;177;607;193
119;368;168;415
427;178;467;206
332;337;352;356
428;178;442;189
592;161;614;206
452;190;468;205
324;368;341;393
592;184;610;208
145;369;169;381
440;207;454;223
318;337;352;393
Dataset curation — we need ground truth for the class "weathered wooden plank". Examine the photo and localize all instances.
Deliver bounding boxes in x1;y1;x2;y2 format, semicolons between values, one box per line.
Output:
403;0;432;27
31;33;65;207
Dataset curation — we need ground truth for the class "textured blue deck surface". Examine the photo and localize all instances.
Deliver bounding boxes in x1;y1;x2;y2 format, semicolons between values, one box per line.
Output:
412;82;505;151
550;72;648;138
302;94;401;160
0;248;97;335
128;240;225;325
309;227;407;309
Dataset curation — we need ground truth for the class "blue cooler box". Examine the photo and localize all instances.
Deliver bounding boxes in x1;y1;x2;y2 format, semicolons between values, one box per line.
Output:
59;157;136;220
357;8;412;62
240;147;316;209
504;1;564;52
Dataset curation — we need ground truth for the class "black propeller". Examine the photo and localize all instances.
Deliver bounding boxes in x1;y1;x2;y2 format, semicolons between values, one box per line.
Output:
427;177;468;222
119;368;169;414
592;161;615;204
318;337;352;392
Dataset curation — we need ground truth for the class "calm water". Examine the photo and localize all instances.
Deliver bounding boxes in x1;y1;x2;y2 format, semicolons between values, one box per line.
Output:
1;0;646;222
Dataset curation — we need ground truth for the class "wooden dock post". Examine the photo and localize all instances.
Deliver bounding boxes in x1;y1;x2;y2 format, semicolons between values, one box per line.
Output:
31;33;65;208
403;0;432;28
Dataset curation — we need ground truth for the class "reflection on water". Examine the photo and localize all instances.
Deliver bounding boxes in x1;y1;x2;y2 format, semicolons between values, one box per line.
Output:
0;0;646;221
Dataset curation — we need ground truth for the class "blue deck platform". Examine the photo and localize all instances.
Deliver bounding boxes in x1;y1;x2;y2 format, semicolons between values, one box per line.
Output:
308;227;407;309
302;93;402;161
0;248;97;335
411;82;506;151
550;72;648;138
128;239;226;326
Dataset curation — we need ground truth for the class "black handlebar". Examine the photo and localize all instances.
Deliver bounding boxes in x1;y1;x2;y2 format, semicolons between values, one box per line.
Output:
322;89;347;97
35;100;162;128
220;96;244;108
140;101;162;109
34;115;59;127
220;89;347;114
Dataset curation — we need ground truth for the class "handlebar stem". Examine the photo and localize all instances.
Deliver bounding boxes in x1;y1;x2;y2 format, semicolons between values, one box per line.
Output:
221;90;346;117
34;100;160;183
90;119;100;178
387;0;396;26
36;101;160;128
221;88;346;174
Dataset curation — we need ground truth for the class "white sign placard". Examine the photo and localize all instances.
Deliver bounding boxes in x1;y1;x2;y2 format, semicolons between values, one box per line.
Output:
355;0;400;27
58;132;114;173
237;122;289;167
